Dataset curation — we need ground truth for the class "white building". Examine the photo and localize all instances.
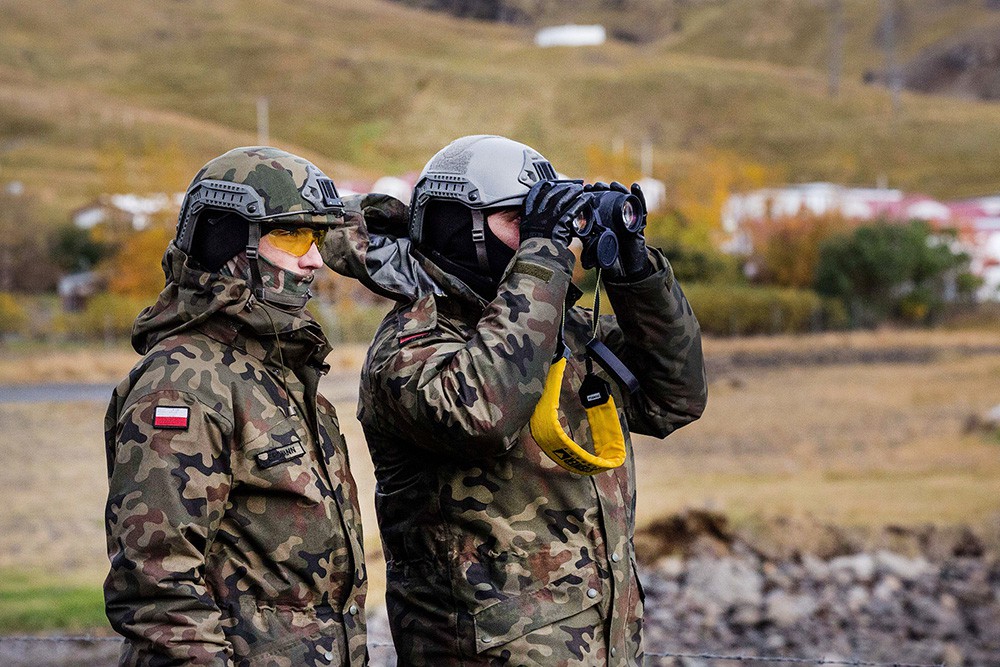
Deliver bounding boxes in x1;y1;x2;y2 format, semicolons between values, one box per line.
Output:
535;25;606;48
73;193;185;231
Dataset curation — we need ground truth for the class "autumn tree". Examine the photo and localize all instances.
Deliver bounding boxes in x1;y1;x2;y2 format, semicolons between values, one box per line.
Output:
104;223;174;299
747;210;848;288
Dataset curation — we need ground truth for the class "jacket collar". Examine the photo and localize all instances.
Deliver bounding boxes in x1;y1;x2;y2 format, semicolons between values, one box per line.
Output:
133;243;331;371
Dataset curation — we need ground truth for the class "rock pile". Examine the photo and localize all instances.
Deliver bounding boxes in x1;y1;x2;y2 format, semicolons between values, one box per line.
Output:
636;511;1000;666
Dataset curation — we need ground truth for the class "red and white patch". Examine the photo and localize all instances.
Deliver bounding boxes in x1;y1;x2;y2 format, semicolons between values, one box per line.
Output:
153;406;190;430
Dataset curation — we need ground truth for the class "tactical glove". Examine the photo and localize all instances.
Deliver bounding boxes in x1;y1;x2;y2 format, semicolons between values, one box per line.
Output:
520;180;586;248
584;181;652;281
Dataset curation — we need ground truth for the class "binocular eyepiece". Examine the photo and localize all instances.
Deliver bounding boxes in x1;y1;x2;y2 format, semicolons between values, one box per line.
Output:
571;190;644;270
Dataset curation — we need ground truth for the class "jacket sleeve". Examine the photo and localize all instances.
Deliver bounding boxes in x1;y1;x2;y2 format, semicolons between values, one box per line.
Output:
598;247;708;438
365;238;574;458
104;389;234;666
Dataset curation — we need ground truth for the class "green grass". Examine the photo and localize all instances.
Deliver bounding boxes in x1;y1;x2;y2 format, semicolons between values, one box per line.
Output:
0;570;109;633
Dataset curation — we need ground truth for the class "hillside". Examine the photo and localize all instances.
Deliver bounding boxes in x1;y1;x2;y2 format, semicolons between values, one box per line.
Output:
2;0;1000;223
389;0;1000;81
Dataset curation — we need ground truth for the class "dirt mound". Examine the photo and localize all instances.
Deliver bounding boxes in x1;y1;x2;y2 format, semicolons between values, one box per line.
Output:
635;509;999;564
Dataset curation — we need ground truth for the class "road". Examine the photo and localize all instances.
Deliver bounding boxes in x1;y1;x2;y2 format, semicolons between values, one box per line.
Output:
0;372;362;404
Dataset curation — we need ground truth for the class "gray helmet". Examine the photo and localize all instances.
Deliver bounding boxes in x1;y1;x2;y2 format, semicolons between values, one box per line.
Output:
175;146;344;308
409;135;557;267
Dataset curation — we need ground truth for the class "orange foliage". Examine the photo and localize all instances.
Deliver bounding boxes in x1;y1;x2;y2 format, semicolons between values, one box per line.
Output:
747;210;849;288
105;225;174;298
665;151;777;250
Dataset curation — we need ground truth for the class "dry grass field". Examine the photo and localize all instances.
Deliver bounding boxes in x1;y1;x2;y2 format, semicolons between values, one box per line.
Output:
0;329;998;632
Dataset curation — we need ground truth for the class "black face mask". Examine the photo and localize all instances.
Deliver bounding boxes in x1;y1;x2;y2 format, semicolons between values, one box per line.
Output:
422;201;516;300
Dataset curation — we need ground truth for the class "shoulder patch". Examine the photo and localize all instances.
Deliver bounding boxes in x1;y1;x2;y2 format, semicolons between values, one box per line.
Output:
396;295;438;345
152;406;190;430
510;260;553;283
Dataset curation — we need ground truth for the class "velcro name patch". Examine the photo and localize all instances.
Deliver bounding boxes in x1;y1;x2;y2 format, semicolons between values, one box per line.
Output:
153;406;190;430
256;441;306;469
511;260;553;282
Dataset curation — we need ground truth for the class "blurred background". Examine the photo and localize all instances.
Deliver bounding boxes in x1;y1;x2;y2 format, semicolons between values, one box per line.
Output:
1;0;999;665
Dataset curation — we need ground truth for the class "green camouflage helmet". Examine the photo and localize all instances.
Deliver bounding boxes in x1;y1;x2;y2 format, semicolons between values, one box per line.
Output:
176;146;344;308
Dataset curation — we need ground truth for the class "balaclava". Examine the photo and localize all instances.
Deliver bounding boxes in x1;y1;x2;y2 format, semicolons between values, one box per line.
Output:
422;200;515;300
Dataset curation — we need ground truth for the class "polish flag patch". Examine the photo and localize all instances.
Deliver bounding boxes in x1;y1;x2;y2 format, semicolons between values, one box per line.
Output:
153;406;190;430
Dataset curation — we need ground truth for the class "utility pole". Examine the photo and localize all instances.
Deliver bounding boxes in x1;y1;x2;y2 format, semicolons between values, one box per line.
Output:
881;0;901;116
640;138;653;178
257;97;270;146
879;0;902;191
827;0;844;98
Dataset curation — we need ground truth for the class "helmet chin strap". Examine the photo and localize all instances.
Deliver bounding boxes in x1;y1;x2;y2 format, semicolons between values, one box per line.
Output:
245;221;311;311
470;209;490;273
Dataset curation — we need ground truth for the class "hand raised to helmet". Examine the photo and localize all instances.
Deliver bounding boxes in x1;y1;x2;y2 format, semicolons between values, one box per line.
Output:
520;180;587;248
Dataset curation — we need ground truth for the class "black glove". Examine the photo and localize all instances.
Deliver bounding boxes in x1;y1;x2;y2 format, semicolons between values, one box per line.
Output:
520;180;586;248
584;181;652;280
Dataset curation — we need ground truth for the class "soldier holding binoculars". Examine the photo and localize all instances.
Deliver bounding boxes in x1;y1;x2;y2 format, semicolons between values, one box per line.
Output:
355;135;708;666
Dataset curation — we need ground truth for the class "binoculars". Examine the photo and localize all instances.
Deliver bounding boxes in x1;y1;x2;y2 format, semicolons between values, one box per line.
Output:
571;188;644;270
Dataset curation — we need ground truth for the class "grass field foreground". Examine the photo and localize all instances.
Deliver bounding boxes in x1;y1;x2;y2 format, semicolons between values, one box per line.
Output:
1;330;999;632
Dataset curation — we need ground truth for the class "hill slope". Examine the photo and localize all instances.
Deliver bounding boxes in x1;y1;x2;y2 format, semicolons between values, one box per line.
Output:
2;0;1000;222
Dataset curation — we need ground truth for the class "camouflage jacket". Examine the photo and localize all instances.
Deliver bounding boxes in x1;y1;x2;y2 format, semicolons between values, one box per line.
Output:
323;200;706;666
104;244;367;667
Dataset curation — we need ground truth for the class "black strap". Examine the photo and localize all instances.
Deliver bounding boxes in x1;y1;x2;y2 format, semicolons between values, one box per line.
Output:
586;338;640;395
585;268;640;395
470;209;489;273
247;221;264;301
248;222;309;310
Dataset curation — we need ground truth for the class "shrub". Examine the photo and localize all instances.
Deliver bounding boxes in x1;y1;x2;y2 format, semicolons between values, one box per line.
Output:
52;293;151;341
0;292;28;336
684;283;847;336
816;220;976;327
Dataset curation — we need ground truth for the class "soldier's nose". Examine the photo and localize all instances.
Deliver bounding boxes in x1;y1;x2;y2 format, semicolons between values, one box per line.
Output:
300;243;324;271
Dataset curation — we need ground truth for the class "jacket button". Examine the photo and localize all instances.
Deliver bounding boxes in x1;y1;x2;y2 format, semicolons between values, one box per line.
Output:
611;552;621;563
482;635;493;644
611;647;618;657
322;650;334;661
587;588;598;599
348;604;359;615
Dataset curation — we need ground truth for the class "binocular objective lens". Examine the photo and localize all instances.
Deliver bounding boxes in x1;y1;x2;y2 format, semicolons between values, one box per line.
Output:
621;201;636;228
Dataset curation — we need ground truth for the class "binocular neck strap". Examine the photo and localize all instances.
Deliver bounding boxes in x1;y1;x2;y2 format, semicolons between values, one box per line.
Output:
529;355;627;475
528;288;628;476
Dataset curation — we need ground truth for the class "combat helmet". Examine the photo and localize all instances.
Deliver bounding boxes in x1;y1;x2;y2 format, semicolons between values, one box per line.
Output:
175;146;344;309
409;135;557;272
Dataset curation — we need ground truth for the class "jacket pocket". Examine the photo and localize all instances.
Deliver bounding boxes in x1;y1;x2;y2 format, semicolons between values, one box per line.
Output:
472;561;603;653
245;605;347;667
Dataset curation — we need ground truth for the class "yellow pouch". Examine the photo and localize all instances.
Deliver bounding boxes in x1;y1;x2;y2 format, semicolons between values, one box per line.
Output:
529;356;627;476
